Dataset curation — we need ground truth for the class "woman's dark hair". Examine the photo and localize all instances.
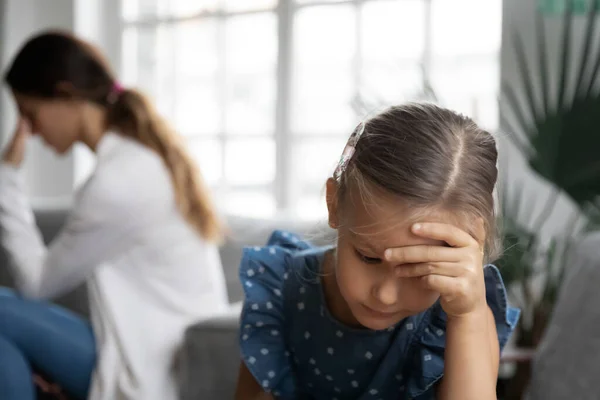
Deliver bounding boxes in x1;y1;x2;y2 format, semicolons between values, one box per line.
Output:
4;30;222;242
336;102;500;261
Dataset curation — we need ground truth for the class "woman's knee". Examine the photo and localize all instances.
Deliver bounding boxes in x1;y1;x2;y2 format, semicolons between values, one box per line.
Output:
0;288;24;323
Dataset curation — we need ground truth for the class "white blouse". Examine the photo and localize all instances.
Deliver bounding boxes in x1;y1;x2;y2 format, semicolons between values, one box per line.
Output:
0;132;229;400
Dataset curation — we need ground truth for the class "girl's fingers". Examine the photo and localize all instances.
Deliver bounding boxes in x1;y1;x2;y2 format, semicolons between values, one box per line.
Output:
411;222;478;248
417;274;465;297
395;262;461;278
385;245;461;265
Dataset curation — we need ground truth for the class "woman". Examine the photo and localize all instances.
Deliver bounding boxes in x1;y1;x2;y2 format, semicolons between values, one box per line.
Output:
0;31;228;400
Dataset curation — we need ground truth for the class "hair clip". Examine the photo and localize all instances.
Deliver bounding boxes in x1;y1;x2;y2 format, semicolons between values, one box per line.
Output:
333;122;366;181
107;81;125;105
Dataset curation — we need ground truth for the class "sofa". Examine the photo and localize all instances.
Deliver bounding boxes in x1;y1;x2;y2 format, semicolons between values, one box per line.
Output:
0;207;332;399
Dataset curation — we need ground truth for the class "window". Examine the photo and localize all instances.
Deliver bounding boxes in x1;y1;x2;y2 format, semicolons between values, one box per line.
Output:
120;0;502;219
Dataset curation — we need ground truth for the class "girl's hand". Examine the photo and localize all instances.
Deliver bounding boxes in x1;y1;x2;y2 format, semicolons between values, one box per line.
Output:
3;117;31;167
385;221;486;318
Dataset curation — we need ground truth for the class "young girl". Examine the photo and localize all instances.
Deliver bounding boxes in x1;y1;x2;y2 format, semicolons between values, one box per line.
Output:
235;103;520;400
0;31;228;399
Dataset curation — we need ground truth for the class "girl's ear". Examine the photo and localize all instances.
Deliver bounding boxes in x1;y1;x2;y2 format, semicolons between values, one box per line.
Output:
326;178;339;229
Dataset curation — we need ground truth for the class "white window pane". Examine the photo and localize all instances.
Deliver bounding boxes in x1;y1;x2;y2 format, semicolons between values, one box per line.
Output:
226;13;277;74
292;67;356;135
291;139;346;186
226;73;275;135
174;80;221;136
221;190;276;218
126;26;160;99
224;0;277;12
154;26;178;120
170;0;220;16
187;138;222;185
122;0;140;21
122;0;172;19
359;64;423;108
156;77;176;122
431;57;500;126
175;19;218;78
225;139;275;185
156;26;176;82
295;0;345;4
432;0;502;57
292;195;328;220
122;27;138;85
471;97;499;130
431;58;499;98
361;0;425;61
294;5;356;66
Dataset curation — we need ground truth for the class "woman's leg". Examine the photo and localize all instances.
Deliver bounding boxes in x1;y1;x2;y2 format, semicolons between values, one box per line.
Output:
0;335;35;399
0;288;96;399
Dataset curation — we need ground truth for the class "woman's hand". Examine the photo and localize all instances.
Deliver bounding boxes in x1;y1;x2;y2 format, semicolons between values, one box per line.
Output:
385;221;486;318
3;117;31;167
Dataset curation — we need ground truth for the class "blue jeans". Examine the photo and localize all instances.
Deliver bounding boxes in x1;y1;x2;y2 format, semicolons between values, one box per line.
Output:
0;288;96;400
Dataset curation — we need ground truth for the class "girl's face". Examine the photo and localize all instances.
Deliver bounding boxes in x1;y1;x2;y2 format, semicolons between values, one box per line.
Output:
325;179;466;331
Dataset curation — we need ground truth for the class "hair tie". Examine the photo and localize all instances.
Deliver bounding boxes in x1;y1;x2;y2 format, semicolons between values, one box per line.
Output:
107;81;125;105
333;122;366;181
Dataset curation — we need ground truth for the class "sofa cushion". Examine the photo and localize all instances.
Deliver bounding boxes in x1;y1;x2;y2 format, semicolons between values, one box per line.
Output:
526;233;600;399
179;303;243;400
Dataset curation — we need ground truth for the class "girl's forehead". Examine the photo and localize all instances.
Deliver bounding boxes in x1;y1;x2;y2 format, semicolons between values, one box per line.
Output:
341;189;473;250
346;206;451;243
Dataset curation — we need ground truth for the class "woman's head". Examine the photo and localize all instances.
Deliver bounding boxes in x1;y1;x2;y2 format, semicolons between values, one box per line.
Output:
5;31;117;152
4;31;222;241
325;103;499;330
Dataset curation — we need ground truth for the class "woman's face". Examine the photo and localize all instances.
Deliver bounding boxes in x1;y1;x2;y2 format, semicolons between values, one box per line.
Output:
13;92;82;154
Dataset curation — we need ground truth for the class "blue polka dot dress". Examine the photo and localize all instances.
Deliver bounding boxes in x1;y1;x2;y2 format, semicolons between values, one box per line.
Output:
239;231;520;400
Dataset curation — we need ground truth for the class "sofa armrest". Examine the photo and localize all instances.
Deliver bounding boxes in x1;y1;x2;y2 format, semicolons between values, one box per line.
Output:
179;303;242;400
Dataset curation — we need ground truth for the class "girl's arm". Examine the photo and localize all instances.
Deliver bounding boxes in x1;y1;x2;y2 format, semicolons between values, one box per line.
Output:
387;222;503;400
235;362;275;400
438;306;499;400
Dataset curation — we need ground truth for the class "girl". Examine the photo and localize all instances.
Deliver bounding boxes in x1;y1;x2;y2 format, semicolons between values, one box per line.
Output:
0;31;228;399
235;103;520;400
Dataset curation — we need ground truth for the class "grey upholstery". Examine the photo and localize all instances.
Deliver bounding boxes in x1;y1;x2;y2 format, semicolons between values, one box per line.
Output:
178;303;242;400
526;232;600;400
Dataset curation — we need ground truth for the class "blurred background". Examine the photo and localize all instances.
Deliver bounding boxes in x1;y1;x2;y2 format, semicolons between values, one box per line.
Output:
2;0;600;399
0;0;503;219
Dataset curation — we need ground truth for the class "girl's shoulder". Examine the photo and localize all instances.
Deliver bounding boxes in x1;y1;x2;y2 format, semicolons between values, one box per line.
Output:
238;230;327;298
238;230;328;398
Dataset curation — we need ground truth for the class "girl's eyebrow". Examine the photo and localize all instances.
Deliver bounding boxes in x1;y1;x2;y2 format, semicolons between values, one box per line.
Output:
349;232;381;254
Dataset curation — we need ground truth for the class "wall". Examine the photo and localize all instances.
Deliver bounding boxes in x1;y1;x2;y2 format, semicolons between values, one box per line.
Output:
499;0;594;240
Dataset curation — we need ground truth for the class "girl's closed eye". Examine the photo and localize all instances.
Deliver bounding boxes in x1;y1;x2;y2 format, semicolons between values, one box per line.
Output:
354;248;382;265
